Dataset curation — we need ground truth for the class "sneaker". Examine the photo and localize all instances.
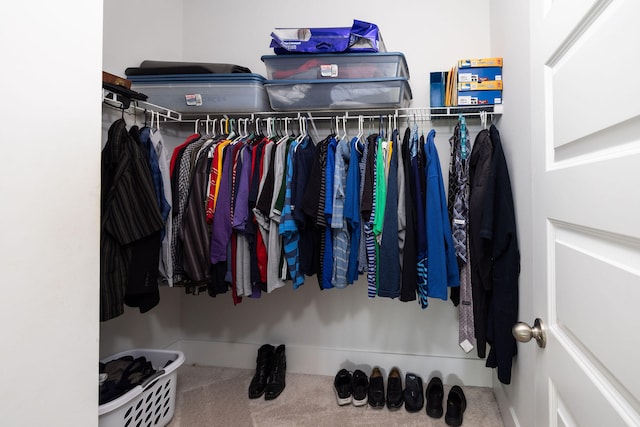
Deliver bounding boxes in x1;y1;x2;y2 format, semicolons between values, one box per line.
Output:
351;369;369;406
386;367;404;410
367;367;385;409
403;373;424;412
334;369;352;405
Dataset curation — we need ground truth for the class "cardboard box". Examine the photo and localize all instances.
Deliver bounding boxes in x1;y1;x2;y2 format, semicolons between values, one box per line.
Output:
458;80;503;91
457;90;502;105
458;67;502;83
458;57;503;68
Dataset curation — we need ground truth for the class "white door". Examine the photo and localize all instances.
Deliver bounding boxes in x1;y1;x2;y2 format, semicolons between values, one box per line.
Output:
527;0;640;425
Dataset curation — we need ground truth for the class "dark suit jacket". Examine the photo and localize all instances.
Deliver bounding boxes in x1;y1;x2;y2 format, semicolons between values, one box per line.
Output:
470;125;520;384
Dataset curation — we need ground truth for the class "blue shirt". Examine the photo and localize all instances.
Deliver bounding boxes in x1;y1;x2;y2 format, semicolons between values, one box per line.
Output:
322;136;338;289
331;136;351;288
425;130;460;300
344;136;362;284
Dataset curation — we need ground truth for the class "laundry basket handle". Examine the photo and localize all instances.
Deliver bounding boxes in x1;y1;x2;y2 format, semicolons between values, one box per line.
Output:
140;370;165;389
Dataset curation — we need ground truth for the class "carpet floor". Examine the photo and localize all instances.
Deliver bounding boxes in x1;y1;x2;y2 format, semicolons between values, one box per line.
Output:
167;364;504;427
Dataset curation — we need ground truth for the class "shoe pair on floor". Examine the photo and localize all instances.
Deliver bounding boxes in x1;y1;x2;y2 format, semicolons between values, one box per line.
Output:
425;377;467;427
248;344;286;400
334;368;369;406
366;367;422;412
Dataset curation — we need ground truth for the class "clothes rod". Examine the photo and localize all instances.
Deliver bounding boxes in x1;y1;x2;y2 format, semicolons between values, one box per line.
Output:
178;105;501;122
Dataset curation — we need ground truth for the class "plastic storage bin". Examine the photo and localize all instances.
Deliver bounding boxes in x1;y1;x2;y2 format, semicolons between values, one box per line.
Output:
129;74;271;113
99;348;185;427
261;52;409;80
264;77;412;111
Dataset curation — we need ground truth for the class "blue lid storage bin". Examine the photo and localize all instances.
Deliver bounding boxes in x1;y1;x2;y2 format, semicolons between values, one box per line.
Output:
129;73;271;113
264;77;412;111
261;52;409;80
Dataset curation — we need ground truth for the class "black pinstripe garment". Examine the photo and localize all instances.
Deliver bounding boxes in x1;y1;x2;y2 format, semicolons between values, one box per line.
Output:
101;119;164;321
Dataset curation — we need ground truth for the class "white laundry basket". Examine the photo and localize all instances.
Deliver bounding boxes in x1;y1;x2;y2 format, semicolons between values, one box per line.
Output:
99;348;185;427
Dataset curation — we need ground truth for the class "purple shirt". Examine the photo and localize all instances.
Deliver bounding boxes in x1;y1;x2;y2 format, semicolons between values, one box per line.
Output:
210;145;234;263
233;145;252;231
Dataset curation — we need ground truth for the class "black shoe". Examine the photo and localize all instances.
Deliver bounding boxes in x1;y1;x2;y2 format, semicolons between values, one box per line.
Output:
445;385;467;427
367;367;385;409
334;369;352;405
351;369;369;407
386;367;404;410
265;344;286;400
403;373;424;412
426;377;444;418
248;344;274;399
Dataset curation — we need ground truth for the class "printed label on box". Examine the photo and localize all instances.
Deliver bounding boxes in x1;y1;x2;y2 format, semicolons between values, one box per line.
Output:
458;81;503;91
458;57;503;68
320;64;339;77
457;90;502;105
458;67;502;83
185;94;203;106
457;96;502;105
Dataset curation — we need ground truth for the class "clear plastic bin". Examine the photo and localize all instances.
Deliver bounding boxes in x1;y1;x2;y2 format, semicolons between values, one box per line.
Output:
99;348;185;427
261;52;409;80
129;74;271;113
264;77;412;111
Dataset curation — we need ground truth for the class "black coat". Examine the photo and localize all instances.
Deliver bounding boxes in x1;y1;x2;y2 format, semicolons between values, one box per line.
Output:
469;125;520;384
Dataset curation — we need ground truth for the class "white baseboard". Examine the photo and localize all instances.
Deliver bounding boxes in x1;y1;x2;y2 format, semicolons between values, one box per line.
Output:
174;339;494;387
493;376;520;427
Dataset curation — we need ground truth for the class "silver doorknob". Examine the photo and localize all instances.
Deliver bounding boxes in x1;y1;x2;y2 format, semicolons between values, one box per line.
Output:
512;318;546;348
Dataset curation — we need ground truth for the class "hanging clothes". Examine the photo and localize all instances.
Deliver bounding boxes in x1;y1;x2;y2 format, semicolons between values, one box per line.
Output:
321;135;338;289
148;127;174;287
378;129;401;298
279;136;305;289
101;116;471;315
468;128;493;359
101;118;164;321
399;127;418;302
411;130;428;307
361;133;378;298
330;135;351;288
478;125;520;385
344;135;363;284
171;134;206;284
448;119;476;353
293;135;318;278
424;129;459;301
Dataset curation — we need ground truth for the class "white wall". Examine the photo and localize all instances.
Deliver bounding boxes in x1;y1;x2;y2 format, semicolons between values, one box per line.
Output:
102;0;184;77
101;0;513;388
489;1;533;426
99;0;187;358
0;1;102;425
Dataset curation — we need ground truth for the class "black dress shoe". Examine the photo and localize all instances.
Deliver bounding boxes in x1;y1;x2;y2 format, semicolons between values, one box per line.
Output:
426;377;444;418
351;369;369;407
367;367;385;409
386;367;404;410
248;344;274;399
265;344;286;400
445;385;467;427
403;373;424;412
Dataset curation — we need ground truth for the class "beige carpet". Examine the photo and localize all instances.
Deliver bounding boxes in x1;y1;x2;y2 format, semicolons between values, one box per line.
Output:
166;364;504;427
